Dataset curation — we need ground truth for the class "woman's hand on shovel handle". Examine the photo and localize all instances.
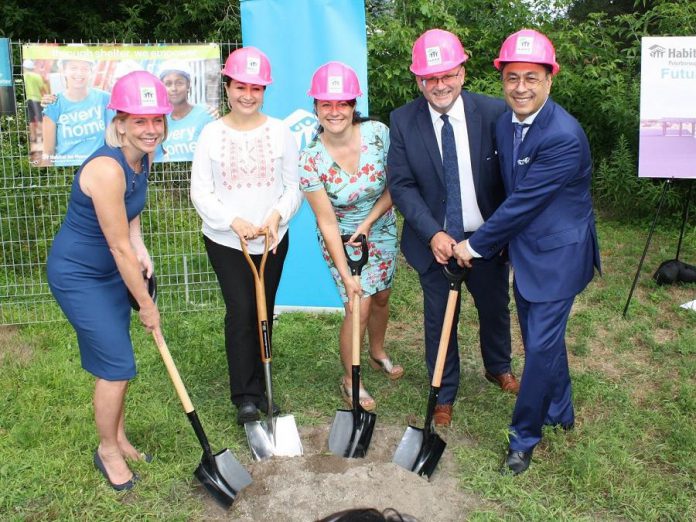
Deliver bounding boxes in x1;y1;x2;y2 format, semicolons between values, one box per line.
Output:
261;210;281;253
231;217;260;246
342;276;363;313
347;224;370;246
138;300;160;332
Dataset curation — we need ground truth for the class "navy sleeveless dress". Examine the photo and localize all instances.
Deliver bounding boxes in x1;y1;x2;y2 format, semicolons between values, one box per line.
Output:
47;145;149;381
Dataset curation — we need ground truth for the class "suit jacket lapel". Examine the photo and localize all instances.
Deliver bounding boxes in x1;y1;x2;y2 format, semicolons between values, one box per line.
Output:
513;98;555;185
415;98;444;185
499;117;514;190
462;91;482;193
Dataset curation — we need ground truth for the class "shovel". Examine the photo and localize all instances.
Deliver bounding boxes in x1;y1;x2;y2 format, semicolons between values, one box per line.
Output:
241;229;303;460
328;234;376;458
392;262;469;478
151;329;252;507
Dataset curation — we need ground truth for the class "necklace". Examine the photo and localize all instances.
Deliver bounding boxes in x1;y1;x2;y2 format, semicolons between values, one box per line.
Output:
127;156;143;173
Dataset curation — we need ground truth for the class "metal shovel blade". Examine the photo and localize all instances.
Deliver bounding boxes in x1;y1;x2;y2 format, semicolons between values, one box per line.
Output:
245;415;303;461
393;425;446;479
193;449;252;508
328;408;376;458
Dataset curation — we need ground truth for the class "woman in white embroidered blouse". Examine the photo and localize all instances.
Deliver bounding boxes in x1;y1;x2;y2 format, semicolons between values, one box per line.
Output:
190;47;302;426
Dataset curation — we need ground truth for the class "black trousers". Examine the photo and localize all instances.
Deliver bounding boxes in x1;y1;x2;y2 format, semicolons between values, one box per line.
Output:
204;233;289;407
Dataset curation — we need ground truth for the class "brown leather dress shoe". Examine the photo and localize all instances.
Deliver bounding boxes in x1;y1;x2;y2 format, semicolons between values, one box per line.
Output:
433;404;453;427
485;371;520;395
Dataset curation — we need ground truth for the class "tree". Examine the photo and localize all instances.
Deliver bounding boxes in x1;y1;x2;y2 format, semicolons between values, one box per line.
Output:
567;0;650;22
0;0;240;42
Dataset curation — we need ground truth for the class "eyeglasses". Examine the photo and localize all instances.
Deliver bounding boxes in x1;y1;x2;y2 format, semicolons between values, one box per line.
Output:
421;68;462;88
503;74;547;88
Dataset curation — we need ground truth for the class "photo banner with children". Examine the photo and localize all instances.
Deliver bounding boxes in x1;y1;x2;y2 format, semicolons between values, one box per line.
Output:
639;36;696;179
241;0;369;311
22;43;220;167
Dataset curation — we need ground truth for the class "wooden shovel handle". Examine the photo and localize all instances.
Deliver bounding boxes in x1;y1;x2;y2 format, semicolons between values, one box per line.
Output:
152;329;194;414
431;264;469;387
241;229;272;362
341;234;367;367
431;289;458;388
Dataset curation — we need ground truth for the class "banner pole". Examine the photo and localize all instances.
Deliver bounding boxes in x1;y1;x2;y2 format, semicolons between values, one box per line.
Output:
675;181;692;261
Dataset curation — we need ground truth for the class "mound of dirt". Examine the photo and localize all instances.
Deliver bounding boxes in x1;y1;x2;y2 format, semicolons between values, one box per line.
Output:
201;422;486;521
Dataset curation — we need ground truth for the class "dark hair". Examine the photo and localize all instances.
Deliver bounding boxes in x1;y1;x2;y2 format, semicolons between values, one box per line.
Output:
312;98;376;139
315;507;419;522
499;62;553;76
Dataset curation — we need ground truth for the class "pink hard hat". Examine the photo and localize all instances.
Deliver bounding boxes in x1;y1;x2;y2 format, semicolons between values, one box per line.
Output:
410;29;468;77
494;29;560;75
307;61;362;100
107;71;172;114
221;46;272;86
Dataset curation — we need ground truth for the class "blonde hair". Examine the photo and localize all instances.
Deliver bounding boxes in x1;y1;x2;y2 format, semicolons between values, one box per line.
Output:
104;112;169;148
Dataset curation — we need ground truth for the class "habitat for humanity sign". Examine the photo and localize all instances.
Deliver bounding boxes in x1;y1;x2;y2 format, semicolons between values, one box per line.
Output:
639;36;696;179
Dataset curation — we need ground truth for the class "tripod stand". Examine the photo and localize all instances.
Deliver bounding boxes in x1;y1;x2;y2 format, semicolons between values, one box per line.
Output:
623;179;693;317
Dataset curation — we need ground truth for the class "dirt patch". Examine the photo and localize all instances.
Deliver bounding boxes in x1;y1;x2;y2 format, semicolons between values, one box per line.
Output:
0;325;34;366
200;422;488;521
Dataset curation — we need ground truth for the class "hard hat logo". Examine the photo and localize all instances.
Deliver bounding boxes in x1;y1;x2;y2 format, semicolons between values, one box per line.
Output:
328;76;343;94
426;47;443;66
140;87;157;106
246;57;261;75
515;37;534;55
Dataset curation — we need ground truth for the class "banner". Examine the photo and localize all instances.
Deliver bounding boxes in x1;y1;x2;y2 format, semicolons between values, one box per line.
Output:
241;0;368;311
22;43;220;167
639;36;696;179
0;38;16;115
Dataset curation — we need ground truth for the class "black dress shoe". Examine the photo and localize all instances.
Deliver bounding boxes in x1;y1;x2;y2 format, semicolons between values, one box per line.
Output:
93;450;138;491
236;401;260;425
500;448;532;476
257;396;281;417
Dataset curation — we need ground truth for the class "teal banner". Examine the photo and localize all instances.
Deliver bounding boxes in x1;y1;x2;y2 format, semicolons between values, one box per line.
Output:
0;38;11;87
241;0;368;310
0;38;16;115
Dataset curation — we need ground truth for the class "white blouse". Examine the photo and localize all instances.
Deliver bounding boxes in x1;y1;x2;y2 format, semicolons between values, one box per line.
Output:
191;117;303;254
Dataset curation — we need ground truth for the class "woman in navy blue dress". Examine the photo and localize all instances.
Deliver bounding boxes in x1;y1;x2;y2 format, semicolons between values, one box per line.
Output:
47;71;172;491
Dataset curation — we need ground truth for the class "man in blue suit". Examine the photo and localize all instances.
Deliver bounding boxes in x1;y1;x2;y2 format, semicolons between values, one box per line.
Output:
388;29;517;428
454;29;601;475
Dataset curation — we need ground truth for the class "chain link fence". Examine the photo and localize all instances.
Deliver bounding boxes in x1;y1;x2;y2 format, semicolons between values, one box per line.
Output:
1;41;240;325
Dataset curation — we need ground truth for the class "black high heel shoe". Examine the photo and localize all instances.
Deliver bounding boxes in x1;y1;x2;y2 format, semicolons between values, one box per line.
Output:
93;450;138;491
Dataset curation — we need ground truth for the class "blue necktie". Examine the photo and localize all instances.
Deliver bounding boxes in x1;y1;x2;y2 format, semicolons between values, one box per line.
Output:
513;123;529;165
441;114;464;242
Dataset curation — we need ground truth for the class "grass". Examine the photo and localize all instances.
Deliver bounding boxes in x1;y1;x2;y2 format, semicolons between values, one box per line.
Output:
1;215;695;521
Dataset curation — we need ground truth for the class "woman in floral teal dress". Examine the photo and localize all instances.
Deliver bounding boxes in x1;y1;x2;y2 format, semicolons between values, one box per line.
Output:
299;62;402;411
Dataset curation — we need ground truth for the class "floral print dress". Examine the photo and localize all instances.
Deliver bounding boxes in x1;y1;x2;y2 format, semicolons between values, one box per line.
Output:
299;120;397;302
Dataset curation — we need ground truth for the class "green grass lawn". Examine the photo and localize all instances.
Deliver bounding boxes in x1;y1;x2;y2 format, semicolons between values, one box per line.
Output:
1;216;695;521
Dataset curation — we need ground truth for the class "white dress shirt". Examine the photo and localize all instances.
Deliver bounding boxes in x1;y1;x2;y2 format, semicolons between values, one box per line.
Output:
428;96;484;233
